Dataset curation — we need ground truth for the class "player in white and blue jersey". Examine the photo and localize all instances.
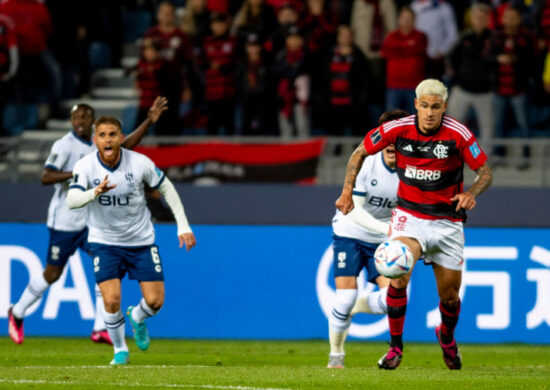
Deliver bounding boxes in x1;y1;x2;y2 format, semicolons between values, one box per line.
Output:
327;110;409;369
8;97;168;346
66;116;196;366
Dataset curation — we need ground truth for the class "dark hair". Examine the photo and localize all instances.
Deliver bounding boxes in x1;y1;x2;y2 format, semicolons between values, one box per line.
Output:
94;116;122;131
399;6;415;19
211;12;230;23
71;103;95;117
378;109;410;125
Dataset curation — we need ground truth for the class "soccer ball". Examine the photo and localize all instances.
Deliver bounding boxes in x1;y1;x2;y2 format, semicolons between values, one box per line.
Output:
374;240;414;279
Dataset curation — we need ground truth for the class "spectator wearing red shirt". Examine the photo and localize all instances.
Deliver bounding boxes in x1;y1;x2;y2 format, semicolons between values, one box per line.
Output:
381;6;427;114
489;6;536;167
0;13;18;135
232;0;278;57
323;25;370;136
0;0;61;109
264;4;300;63
201;12;237;135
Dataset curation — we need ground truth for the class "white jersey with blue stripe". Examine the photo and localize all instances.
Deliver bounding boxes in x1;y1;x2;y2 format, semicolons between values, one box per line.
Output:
45;131;95;231
70;148;165;246
332;153;398;243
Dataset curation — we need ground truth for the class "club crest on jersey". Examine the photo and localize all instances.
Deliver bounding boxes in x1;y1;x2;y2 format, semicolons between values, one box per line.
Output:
370;129;382;145
433;144;448;159
469;142;481;158
125;172;135;188
371;179;377;186
93;178;101;185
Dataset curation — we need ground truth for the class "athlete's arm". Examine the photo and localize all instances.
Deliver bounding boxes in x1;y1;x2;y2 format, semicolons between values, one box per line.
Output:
348;195;390;235
41;167;73;185
451;162;493;212
157;178;196;251
122;96;168;150
66;175;116;209
335;144;370;215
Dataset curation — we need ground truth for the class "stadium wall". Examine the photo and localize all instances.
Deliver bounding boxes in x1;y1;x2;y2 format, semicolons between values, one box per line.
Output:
1;223;549;343
1;183;550;226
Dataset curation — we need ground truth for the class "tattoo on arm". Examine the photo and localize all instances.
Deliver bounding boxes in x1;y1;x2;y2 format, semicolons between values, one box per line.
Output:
468;163;493;197
343;144;368;192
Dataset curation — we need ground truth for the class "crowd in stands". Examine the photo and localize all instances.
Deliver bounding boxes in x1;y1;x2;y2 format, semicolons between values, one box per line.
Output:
1;0;550;153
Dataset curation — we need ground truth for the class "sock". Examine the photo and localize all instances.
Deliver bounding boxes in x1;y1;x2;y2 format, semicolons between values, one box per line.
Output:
93;285;106;332
103;309;128;353
386;285;407;350
328;289;357;355
439;300;461;344
13;274;50;319
351;287;388;315
131;298;158;323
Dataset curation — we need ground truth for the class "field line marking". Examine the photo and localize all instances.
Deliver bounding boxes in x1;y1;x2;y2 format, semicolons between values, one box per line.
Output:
0;379;295;390
12;364;214;369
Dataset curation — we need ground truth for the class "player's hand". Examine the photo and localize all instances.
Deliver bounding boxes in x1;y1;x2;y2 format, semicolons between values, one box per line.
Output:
94;175;116;196
179;232;196;251
148;96;169;123
335;191;354;215
451;192;476;212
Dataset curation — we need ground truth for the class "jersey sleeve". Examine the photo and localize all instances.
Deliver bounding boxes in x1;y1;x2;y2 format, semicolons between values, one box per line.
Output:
141;155;166;189
461;136;487;171
69;159;90;191
362;122;395;155
44;140;70;171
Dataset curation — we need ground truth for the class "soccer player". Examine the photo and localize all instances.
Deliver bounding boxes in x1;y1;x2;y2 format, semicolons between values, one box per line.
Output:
7;97;168;345
327;109;409;369
335;79;493;370
66;116;196;365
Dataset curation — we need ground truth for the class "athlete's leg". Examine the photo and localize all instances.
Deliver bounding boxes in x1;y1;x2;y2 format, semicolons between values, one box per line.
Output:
351;275;390;315
329;276;358;364
91;284;112;345
135;281;165;319
98;279;127;354
433;263;463;369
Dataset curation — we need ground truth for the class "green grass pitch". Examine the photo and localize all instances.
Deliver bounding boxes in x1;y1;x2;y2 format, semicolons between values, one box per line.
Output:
1;338;549;389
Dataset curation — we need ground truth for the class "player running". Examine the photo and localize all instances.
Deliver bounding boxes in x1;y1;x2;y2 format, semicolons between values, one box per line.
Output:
335;79;493;370
8;97;168;345
66;116;196;365
327;109;409;369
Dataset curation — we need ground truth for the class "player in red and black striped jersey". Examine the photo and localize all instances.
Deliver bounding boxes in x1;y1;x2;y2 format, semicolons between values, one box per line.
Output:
336;79;493;371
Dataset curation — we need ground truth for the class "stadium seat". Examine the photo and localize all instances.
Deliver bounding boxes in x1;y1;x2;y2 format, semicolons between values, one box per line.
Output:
121;105;139;135
2;104;38;135
122;11;152;43
89;42;112;72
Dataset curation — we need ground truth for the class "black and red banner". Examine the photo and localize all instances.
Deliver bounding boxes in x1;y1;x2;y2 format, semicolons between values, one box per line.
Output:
135;138;326;183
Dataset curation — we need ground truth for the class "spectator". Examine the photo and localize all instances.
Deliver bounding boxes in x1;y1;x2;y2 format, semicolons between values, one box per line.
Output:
323;25;369;136
265;0;303;14
350;0;396;123
232;0;278;55
0;13;17;135
264;4;300;63
381;6;427;114
145;1;191;66
411;0;458;79
447;3;494;152
201;12;237;135
180;0;212;52
489;5;536;168
272;26;310;138
0;0;62;114
235;34;272;135
135;38;185;135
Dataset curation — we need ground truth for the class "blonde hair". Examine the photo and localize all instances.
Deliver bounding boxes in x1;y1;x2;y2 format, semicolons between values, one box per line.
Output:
415;79;448;102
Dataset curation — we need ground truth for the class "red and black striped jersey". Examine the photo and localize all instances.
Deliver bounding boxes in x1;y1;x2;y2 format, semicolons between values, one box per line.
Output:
362;114;487;222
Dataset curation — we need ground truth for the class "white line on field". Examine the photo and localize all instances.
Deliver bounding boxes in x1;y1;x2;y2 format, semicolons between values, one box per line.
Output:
13;364;213;369
0;379;295;390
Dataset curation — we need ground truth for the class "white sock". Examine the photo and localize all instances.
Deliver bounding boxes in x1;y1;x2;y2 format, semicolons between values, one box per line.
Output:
13;274;50;319
351;287;388;315
131;298;158;323
328;289;357;355
103;309;128;353
93;285;106;331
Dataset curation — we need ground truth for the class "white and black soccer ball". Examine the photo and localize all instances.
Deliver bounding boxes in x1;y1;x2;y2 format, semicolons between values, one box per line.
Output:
374;240;414;279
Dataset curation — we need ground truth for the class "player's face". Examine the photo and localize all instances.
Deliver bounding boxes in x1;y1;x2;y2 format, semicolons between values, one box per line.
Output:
94;124;124;167
70;107;94;140
383;144;396;167
415;95;447;134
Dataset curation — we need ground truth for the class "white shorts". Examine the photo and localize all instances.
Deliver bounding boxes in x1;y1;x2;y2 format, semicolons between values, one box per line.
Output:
389;208;465;271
